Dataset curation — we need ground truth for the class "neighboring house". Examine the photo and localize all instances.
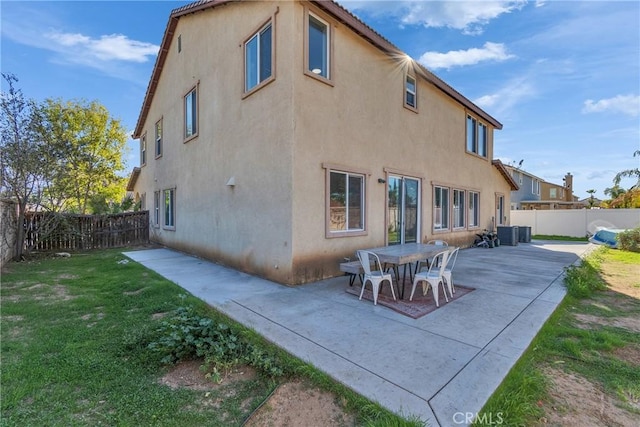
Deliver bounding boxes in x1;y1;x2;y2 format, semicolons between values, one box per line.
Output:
128;0;517;285
504;165;583;210
503;166;542;210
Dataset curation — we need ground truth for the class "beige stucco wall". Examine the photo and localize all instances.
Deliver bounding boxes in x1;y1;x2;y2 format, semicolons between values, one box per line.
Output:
134;0;511;284
135;1;297;282
289;2;510;280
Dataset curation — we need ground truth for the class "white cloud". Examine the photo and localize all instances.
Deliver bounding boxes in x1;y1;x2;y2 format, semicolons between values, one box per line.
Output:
582;95;640;117
46;31;158;63
418;42;514;70
345;1;526;35
473;76;536;118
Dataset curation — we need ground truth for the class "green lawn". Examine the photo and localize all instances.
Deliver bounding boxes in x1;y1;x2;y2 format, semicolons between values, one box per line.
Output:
0;249;419;427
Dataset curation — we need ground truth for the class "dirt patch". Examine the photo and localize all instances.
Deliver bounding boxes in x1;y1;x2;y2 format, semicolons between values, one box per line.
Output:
159;362;355;426
539;367;639;427
159;360;257;391
123;287;148;296
599;262;640;298
612;344;640;368
244;379;356;427
574;313;640;333
151;312;169;320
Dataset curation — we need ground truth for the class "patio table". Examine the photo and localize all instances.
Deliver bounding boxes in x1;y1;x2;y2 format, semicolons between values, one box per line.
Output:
366;243;448;299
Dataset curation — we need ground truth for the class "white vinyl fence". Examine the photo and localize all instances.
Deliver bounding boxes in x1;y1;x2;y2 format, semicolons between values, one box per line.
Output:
510;209;640;238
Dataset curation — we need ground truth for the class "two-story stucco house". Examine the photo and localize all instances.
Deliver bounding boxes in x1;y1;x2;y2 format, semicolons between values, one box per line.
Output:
504;166;543;210
128;0;517;285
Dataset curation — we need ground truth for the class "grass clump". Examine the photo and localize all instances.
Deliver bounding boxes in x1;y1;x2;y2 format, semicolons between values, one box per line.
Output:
563;252;607;298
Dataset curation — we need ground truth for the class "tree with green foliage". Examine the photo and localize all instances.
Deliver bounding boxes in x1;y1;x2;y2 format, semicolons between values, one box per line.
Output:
37;98;129;214
602;150;640;209
613;150;640;188
0;73;56;260
585;189;597;208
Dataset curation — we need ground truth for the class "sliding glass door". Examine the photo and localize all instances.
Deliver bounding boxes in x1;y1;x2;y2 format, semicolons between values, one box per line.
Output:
387;176;420;245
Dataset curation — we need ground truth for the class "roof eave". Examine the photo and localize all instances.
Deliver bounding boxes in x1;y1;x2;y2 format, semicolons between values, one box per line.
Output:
493;160;519;191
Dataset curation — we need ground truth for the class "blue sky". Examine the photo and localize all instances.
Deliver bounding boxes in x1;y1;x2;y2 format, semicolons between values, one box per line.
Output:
2;0;639;200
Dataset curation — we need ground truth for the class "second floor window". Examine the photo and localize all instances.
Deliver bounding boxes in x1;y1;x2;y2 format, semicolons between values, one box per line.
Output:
184;87;198;140
308;13;330;79
140;134;147;166
155;119;162;157
466;115;488;158
245;22;273;92
405;75;417;109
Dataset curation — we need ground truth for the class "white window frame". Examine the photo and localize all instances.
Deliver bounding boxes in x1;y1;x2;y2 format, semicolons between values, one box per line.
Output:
468;191;480;228
324;164;367;238
184;86;198;141
155;118;162;158
153;190;160;227
305;9;332;83
433;186;450;231
140;133;147;166
405;74;417;110
244;20;274;95
453;189;465;229
163;188;176;230
466;114;488;158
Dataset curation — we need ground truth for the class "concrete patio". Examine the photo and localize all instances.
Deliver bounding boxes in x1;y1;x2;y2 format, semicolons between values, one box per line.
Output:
124;240;593;426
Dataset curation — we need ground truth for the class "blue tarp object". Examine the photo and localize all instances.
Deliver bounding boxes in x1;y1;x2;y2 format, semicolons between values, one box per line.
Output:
589;228;624;249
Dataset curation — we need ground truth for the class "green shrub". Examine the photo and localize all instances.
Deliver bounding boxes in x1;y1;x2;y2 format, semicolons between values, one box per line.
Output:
617;226;640;252
148;305;284;378
563;255;607;298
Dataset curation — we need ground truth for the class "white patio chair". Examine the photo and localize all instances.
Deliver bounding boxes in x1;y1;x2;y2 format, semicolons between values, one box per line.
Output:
356;250;396;305
420;240;449;270
442;247;459;298
409;249;449;307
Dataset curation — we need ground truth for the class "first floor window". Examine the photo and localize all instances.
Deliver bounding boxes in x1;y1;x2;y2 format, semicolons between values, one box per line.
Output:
153;191;160;226
245;21;273;92
468;191;479;228
164;188;175;228
329;170;364;233
453;189;465;229
184;87;198;139
434;186;449;230
496;194;505;226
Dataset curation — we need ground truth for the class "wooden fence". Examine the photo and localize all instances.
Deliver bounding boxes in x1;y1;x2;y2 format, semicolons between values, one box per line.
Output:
25;211;149;251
